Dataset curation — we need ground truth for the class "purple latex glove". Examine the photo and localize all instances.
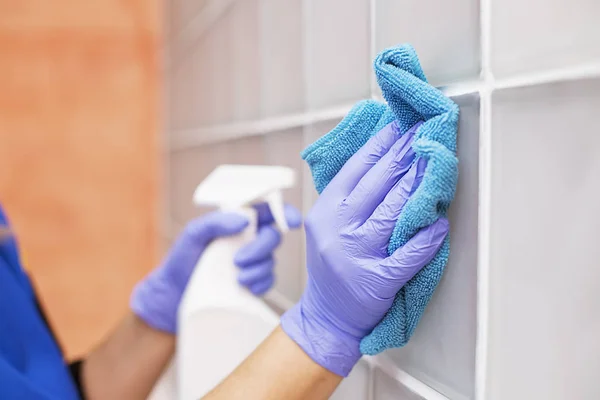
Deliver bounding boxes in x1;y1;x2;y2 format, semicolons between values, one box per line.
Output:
131;204;302;334
281;122;450;376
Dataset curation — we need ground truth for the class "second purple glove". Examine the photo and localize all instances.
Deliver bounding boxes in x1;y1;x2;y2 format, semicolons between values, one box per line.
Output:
132;204;302;334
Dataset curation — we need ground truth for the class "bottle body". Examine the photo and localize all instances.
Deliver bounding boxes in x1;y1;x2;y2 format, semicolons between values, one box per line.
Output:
177;208;280;400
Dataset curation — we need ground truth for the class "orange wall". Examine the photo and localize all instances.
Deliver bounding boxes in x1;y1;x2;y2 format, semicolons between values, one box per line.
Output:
0;1;161;357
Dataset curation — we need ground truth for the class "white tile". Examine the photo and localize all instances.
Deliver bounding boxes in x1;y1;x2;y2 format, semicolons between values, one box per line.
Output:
169;55;196;131
230;0;261;121
191;13;234;128
264;129;305;302
487;79;600;400
227;136;266;165
305;0;371;109
259;0;304;117
491;0;600;77
169;137;265;225
331;360;371;400
387;94;479;399
373;367;425;400
375;0;480;86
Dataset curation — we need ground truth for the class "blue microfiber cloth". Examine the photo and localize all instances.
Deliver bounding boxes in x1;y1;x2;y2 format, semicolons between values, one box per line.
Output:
302;44;459;355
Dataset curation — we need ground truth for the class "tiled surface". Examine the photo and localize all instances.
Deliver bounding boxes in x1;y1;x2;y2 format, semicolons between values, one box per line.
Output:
191;13;233;127
388;94;479;399
169;55;195;130
230;0;261;121
373;368;425;400
0;1;160;357
491;0;600;77
375;0;480;86
264;129;305;302
331;360;371;400
166;0;600;398
487;79;600;400
259;0;304;117
169;145;223;225
304;0;371;109
169;137;265;225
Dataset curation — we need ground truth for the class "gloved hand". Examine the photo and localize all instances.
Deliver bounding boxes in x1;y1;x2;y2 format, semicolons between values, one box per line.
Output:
281;122;450;376
131;203;302;334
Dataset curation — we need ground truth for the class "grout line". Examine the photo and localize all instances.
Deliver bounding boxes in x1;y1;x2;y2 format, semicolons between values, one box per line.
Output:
440;79;484;98
363;355;450;400
494;61;600;90
475;0;492;396
475;89;492;400
369;0;378;102
480;0;492;79
170;103;354;151
169;75;486;151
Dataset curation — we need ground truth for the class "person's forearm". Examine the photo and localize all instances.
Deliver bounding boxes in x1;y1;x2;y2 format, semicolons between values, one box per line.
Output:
81;313;174;400
204;326;342;400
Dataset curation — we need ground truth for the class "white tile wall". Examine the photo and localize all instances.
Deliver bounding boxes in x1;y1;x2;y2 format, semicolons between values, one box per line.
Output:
304;0;371;109
491;0;600;78
201;14;234;125
388;94;479;400
487;79;600;400
229;0;262;121
375;0;480;86
169;137;264;225
166;0;600;399
169;56;195;131
259;0;304;117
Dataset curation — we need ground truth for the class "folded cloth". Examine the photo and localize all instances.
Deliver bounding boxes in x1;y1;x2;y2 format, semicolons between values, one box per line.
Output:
301;44;459;355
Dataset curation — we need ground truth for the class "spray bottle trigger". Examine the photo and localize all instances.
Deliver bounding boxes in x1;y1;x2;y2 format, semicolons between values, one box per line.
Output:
264;191;288;233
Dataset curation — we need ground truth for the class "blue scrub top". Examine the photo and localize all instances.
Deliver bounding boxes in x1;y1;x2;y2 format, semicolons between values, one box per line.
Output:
0;206;80;399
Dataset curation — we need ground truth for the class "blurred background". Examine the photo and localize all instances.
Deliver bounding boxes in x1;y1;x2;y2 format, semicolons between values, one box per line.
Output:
2;0;599;399
0;1;161;357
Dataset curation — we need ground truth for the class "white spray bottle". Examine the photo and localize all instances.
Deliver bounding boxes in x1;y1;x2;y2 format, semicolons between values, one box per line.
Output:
175;164;296;400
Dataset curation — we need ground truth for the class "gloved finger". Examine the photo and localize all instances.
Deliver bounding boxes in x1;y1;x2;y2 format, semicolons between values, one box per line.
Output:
328;122;402;197
185;211;249;246
375;218;449;296
354;157;427;251
341;129;417;228
237;257;274;287
248;275;275;296
254;203;303;230
234;225;281;267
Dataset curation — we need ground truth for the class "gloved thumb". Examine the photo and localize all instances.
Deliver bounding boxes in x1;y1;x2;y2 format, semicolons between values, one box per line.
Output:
375;218;449;295
186;211;250;246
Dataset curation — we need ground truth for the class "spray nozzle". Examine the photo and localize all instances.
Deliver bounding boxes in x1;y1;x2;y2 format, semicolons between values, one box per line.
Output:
264;190;288;233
